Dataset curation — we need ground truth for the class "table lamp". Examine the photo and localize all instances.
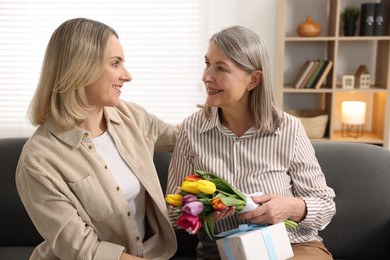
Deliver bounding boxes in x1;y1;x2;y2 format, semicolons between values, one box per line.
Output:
341;101;366;138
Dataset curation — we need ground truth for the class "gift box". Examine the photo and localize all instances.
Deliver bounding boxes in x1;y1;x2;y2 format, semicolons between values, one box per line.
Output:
216;222;294;260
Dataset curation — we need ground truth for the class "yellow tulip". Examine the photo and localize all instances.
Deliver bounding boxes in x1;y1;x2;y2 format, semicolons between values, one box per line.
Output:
196;180;216;194
165;194;183;207
181;181;200;194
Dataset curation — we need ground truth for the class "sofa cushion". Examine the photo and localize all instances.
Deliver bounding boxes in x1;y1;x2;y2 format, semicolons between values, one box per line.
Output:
0;247;35;260
0;138;43;247
315;142;390;259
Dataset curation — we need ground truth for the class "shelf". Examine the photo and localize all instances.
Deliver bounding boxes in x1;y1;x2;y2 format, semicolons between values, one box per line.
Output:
277;0;390;149
285;36;390;41
283;86;387;93
285;37;336;41
334;87;388;92
338;36;390;41
332;131;384;145
283;87;333;93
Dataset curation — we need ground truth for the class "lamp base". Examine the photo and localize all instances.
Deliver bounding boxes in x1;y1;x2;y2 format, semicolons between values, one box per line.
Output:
341;124;364;138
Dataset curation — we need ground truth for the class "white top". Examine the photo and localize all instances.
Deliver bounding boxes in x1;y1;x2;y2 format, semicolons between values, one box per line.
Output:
93;131;145;240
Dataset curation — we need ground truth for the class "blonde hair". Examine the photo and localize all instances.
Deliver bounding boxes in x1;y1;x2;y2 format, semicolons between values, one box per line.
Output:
201;26;282;133
29;18;118;130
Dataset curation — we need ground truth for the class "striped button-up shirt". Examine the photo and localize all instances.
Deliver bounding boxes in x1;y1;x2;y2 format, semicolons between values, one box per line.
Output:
167;107;336;257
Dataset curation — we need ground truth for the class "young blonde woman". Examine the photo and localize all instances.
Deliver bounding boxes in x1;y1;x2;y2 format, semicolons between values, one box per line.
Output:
167;26;336;260
16;18;178;260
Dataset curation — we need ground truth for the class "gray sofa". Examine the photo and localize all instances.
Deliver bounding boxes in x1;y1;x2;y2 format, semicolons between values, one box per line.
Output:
1;137;390;259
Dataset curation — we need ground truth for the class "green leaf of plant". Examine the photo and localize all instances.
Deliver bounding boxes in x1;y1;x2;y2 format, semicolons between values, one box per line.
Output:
198;197;212;206
201;212;214;240
214;193;227;198
235;205;245;212
206;213;215;238
220;197;246;207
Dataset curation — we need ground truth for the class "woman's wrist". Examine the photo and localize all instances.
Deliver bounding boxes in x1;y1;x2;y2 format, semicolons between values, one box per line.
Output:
289;197;307;222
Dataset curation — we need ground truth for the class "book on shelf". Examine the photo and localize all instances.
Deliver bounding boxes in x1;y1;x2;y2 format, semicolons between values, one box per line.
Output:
374;3;385;36
292;60;311;88
305;60;324;88
313;60;333;89
300;60;319;88
360;3;375;36
308;60;328;89
292;60;315;89
292;60;313;88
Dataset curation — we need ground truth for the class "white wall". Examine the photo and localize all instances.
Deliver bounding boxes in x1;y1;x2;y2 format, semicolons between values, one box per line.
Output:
208;0;279;88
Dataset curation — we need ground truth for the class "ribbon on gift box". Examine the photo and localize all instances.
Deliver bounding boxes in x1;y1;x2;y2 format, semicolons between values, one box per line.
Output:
215;224;277;260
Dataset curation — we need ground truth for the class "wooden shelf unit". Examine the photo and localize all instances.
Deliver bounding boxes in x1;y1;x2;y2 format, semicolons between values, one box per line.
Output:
276;0;390;148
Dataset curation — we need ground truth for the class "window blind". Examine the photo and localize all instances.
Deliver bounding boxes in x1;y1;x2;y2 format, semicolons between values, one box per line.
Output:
0;0;208;137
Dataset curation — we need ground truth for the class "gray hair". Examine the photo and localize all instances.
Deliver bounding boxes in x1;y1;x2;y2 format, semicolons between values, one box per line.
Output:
202;26;282;133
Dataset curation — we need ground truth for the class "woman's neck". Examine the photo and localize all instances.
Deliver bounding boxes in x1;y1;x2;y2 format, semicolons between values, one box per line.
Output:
219;107;254;137
79;109;107;138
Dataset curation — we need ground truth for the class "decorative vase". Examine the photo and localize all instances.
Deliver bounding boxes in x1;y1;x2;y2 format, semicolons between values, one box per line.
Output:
297;16;321;37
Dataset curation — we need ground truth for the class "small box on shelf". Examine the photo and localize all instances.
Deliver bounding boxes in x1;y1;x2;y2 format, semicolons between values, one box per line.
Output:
354;65;370;89
342;75;355;89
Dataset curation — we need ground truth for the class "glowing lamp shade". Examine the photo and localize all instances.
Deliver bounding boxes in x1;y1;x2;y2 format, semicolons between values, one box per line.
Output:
341;101;366;125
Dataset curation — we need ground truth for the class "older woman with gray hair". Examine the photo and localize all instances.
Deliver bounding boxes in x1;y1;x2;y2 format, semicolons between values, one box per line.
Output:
167;26;335;260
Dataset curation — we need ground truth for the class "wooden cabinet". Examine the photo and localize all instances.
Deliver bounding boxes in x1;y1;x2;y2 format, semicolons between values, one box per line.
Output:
276;0;390;148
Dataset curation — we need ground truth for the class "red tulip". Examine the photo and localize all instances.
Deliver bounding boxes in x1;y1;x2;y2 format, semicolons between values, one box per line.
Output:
176;213;202;234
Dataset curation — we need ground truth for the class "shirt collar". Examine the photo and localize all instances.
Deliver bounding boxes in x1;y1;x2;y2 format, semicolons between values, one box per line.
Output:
199;107;219;134
198;106;281;137
43;106;124;148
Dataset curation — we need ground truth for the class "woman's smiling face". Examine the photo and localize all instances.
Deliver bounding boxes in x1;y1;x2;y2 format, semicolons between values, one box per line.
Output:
87;35;131;109
202;42;253;110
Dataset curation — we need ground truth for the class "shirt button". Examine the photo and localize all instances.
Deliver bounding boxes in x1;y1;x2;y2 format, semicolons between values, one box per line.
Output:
235;141;240;145
104;165;108;169
116;186;120;191
88;145;93;149
236;165;241;171
127;212;131;216
135;236;140;241
83;133;88;137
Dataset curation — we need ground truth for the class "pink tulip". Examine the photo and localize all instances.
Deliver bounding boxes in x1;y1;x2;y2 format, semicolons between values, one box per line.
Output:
182;201;204;216
176;213;202;234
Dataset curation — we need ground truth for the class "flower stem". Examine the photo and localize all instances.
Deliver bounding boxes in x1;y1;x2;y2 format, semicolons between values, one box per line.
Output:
216;189;231;196
285;219;298;229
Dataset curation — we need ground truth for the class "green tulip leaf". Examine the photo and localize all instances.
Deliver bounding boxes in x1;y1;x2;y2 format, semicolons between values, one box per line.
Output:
220;197;247;206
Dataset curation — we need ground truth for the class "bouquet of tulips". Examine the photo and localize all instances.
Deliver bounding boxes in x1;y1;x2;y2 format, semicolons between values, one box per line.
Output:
165;170;297;240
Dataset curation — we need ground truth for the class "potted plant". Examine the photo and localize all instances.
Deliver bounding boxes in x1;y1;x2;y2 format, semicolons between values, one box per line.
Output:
341;5;359;36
